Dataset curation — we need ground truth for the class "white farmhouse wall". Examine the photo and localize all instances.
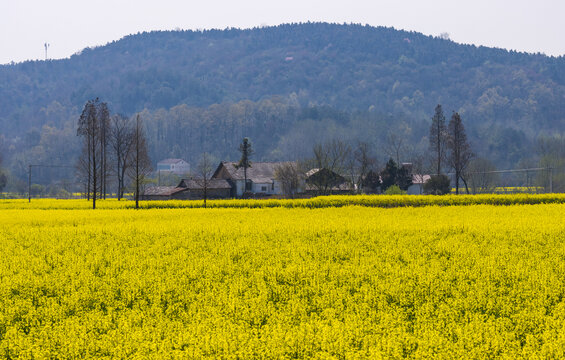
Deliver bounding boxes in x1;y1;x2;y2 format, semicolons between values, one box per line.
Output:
407;184;423;195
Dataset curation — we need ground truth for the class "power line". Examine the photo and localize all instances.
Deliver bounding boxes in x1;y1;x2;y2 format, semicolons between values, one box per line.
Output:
461;167;549;175
447;167;554;193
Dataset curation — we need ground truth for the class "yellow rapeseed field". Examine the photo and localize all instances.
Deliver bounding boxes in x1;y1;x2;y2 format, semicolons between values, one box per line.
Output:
1;197;565;358
4;193;565;210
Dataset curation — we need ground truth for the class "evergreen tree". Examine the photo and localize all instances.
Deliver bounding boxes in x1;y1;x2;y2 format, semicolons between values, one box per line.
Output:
380;158;412;191
235;137;254;194
429;104;447;176
380;158;399;191
362;170;381;194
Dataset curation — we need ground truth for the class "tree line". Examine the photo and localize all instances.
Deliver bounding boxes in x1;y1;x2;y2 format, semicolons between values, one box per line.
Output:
272;104;472;196
76;98;151;208
0;98;562;197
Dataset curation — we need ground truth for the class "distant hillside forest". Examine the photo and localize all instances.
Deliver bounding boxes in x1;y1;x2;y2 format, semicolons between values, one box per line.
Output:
0;22;564;191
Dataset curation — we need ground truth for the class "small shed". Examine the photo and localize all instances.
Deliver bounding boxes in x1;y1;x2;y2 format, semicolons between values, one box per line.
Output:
141;186;185;200
305;168;353;194
142;179;232;200
175;179;232;200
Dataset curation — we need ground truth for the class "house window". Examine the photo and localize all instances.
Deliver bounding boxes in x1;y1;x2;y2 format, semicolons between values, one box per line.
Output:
261;186;267;192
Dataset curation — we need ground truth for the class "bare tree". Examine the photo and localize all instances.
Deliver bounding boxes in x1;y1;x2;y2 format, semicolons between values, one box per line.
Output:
274;162;302;197
447;112;473;194
128;115;152;209
0;146;6;193
384;132;405;165
536;133;565;192
466;158;498;194
411;154;432;194
346;141;376;193
194;152;217;208
109;114;134;200
99;102;111;199
429;104;447;176
77;143;92;200
77;99;102;209
308;139;351;195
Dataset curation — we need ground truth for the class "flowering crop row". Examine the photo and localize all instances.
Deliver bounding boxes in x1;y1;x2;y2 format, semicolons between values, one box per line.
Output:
2;193;565;210
1;203;565;357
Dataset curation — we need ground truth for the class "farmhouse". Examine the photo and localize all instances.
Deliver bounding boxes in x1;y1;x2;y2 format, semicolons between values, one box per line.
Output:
305;168;353;194
156;158;190;175
407;174;431;195
211;161;290;197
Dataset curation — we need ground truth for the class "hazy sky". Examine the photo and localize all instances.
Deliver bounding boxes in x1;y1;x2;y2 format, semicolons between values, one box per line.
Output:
1;0;564;64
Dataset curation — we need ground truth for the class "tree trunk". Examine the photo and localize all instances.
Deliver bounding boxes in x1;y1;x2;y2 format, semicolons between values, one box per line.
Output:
244;166;247;197
135;145;139;209
462;177;470;194
92;136;97;209
87;136;91;201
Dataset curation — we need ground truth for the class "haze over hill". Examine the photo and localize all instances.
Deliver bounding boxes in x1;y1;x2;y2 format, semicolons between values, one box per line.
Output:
0;22;564;187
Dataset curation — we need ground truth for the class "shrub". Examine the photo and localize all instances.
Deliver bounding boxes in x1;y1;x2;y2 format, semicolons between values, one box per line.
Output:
384;185;406;195
424;175;451;195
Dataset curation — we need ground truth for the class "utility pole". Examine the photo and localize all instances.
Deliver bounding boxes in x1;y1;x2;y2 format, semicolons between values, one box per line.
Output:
28;165;31;203
548;167;553;193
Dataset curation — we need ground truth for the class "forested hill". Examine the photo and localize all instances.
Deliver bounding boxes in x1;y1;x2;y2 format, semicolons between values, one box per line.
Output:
1;23;565;187
1;22;564;137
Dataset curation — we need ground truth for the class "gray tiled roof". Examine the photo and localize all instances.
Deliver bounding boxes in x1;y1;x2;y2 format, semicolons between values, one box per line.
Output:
178;178;232;189
143;186;184;196
219;162;293;182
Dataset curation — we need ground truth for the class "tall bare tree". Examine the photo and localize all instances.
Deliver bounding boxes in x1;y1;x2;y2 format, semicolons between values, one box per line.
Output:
274;162;302;198
429;104;447;175
384;132;405;165
0;145;6;193
98;101;111;199
194;152;217;208
77;99;102;209
347;141;376;193
128;114;152;209
447;112;473;194
309;139;351;195
110;114;134;200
